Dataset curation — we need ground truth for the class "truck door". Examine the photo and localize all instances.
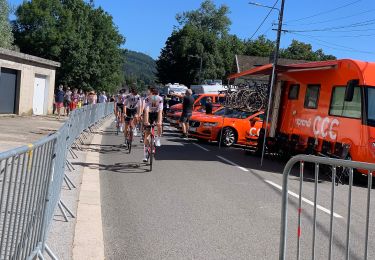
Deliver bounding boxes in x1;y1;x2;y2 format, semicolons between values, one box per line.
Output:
279;83;300;135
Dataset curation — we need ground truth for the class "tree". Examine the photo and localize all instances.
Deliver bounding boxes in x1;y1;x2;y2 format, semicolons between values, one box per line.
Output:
176;0;231;36
0;0;15;49
280;40;336;61
244;35;275;57
157;0;240;85
13;0;125;92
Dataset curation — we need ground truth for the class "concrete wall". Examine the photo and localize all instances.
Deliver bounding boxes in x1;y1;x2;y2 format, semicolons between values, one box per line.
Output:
0;48;60;115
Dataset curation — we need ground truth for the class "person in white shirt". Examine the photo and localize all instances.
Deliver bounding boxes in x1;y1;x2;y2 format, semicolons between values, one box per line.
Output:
99;91;108;103
124;87;141;144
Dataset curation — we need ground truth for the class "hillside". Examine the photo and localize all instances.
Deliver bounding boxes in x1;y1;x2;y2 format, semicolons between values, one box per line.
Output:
124;50;156;86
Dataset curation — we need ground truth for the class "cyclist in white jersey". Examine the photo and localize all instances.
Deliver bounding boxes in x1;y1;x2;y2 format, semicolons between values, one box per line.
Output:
124;87;141;144
143;87;163;161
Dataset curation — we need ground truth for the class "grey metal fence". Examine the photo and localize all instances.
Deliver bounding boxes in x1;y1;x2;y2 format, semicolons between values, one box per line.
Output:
0;102;114;259
279;154;374;260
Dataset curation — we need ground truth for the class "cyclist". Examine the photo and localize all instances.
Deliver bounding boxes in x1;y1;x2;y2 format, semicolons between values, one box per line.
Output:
116;90;126;131
143;87;163;162
124;87;141;145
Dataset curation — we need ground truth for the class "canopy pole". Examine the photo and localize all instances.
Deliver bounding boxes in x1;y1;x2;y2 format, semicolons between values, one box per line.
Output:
260;0;286;166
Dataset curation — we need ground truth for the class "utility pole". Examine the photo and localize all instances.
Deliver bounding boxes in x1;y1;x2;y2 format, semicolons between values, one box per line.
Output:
259;0;286;166
199;56;203;84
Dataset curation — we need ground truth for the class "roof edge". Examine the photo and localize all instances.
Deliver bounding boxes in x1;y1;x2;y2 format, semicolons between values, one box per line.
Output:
0;47;61;68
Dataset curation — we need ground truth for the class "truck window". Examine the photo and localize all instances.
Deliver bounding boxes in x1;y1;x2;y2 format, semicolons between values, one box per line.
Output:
366;87;375;124
304;85;320;109
288;84;299;100
329;86;361;119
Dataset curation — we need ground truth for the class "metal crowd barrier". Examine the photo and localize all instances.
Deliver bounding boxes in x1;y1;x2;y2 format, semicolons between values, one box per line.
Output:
0;102;114;259
279;154;374;260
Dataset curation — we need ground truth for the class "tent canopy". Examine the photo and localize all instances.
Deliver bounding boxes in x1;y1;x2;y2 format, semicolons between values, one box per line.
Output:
227;60;338;80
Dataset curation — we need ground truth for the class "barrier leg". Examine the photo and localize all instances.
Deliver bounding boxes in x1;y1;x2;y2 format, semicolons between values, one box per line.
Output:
58;200;75;222
63;175;72;190
65;174;76;189
69;148;78;159
44;244;58;260
65;160;73;172
66;160;75;171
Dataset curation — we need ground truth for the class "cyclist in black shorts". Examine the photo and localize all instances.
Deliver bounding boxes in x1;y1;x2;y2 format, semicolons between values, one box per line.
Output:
116;90;126;131
143;87;163;162
124;87;141;145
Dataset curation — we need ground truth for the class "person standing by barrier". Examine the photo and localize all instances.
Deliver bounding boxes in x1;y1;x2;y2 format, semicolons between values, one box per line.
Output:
55;85;64;119
64;87;72;116
71;88;79;111
180;89;194;138
87;90;96;105
77;89;84;108
99;91;108;103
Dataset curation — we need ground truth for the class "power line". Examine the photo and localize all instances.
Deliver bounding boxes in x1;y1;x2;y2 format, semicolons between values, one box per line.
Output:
284;18;375;33
289;32;375;38
288;32;374;54
284;8;375;27
248;0;279;41
284;0;362;23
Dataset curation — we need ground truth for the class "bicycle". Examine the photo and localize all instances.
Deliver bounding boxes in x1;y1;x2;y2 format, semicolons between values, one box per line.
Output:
144;123;156;171
125;115;137;153
115;113;121;135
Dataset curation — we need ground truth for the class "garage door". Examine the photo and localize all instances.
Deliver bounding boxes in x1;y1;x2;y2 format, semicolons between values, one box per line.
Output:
0;68;17;114
33;76;47;115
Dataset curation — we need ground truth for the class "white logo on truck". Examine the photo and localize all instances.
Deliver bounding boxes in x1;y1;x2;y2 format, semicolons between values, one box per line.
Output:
296;116;340;140
313;116;340;140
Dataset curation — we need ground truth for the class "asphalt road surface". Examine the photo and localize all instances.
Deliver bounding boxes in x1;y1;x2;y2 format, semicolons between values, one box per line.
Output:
96;122;375;260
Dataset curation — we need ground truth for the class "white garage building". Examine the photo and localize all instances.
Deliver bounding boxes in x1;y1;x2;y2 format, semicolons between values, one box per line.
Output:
0;48;60;115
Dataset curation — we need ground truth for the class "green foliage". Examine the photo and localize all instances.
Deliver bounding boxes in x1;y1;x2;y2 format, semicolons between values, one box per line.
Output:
176;0;231;36
157;1;336;85
280;40;335;61
244;35;275;57
157;0;240;86
13;0;125;92
0;0;15;50
123;50;156;91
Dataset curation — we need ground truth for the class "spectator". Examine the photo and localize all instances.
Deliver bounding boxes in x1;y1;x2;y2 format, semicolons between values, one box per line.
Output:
64;87;72;116
180;89;194;138
205;97;213;114
71;88;79;111
78;89;85;108
55;85;64;120
87;90;96;104
99;91;108;103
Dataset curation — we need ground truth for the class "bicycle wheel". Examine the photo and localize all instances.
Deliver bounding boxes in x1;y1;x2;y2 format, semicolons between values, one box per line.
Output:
127;128;132;154
149;134;154;171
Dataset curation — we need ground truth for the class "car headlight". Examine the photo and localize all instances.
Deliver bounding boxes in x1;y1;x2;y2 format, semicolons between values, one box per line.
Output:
202;122;218;127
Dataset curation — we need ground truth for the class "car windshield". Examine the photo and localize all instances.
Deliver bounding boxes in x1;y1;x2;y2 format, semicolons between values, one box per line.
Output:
213;108;250;118
366;87;375;126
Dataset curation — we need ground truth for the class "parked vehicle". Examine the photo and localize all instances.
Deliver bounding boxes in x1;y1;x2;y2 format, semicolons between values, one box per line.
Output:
228;59;375;165
167;93;225;121
188;108;264;147
168;106;222;128
162;83;188;95
190;79;226;94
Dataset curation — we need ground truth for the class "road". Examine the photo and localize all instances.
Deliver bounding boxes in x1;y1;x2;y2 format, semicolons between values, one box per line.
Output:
94;122;375;260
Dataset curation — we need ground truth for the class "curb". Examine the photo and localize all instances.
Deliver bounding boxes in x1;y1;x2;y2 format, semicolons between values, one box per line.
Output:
72;119;112;260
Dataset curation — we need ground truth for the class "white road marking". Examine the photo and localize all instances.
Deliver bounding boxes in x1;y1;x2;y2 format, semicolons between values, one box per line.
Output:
264;180;343;219
217;155;249;172
192;143;210;152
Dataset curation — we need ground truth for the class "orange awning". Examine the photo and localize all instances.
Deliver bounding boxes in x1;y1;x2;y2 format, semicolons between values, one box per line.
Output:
227;60;338;80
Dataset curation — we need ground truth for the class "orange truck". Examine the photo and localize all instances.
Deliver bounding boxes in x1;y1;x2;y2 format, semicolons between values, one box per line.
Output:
228;59;375;164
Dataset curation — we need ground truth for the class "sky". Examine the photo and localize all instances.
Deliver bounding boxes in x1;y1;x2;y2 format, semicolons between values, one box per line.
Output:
8;0;375;61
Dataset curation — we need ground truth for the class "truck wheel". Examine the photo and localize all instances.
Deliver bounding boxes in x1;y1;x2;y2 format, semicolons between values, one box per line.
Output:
220;127;237;147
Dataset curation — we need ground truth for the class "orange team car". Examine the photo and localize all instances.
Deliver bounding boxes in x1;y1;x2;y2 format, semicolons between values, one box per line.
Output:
188;108;264;147
228;59;375;165
168;106;222;128
166;93;225;121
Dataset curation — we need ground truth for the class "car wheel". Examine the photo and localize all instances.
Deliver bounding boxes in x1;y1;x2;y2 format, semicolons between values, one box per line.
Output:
221;127;237;147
